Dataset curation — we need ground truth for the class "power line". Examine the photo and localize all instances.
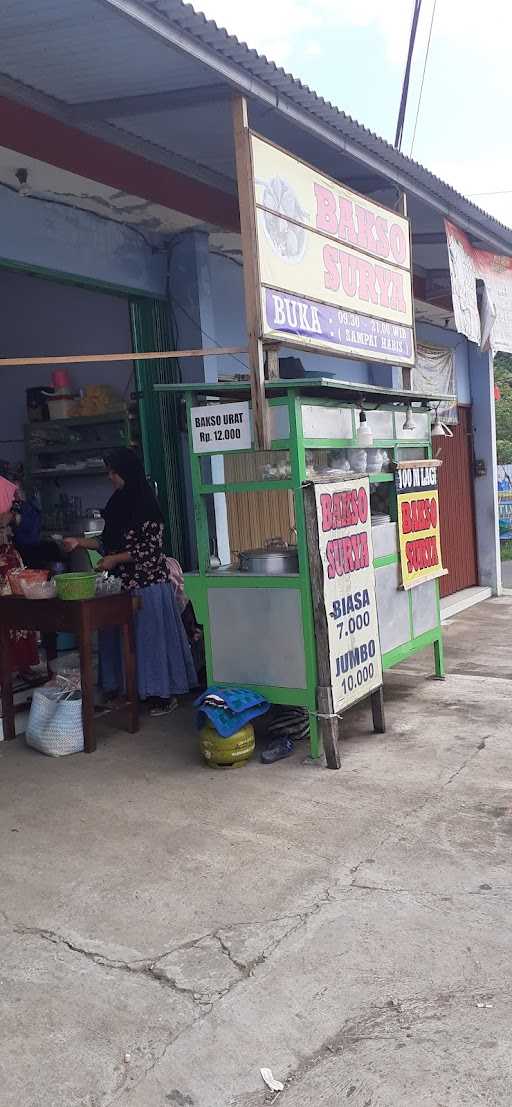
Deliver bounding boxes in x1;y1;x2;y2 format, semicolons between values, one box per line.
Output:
410;0;437;156
394;0;422;150
468;189;512;198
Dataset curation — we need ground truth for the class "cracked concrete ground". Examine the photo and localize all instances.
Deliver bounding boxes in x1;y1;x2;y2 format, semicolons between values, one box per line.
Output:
1;595;512;1107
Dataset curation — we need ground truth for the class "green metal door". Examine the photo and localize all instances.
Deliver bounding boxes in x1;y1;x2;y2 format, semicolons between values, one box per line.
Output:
130;299;188;565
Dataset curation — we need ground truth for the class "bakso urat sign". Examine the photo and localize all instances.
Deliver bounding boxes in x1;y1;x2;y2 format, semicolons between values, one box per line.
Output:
251;135;415;365
190;401;251;454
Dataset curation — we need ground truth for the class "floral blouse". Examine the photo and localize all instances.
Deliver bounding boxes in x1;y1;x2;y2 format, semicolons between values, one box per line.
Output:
117;521;171;592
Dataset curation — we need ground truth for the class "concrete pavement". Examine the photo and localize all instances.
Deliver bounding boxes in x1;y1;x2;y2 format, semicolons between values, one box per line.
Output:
1;596;512;1106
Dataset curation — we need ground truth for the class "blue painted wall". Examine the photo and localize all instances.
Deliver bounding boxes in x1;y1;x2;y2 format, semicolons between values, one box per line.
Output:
208;250;370;383
468;344;500;591
208;251;474;400
0;186;166;297
415;321;471;405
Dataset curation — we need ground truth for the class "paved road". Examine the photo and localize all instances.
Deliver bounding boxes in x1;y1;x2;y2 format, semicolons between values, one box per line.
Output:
1;595;512;1106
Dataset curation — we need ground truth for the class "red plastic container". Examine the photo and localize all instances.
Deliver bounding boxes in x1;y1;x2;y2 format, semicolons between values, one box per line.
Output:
8;569;49;596
51;369;71;392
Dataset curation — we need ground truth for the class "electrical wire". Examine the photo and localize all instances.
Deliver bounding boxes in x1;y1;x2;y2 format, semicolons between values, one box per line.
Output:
468;189;512;198
0;180;163;254
410;0;437;156
2;182;249;377
165;238;250;376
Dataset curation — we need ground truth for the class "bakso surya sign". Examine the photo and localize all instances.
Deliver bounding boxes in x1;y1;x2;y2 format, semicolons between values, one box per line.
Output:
251;134;414;365
395;461;447;590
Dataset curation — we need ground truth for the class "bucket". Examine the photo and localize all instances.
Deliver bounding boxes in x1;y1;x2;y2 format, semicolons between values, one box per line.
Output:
55;572;96;600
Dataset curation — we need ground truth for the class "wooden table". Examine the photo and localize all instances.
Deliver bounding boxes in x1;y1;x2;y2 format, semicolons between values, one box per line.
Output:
0;593;139;752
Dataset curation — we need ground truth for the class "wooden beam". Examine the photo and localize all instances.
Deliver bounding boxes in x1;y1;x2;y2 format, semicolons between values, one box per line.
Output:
412;232;449;245
0;346;248;368
0;96;239;232
68;84;231;122
397;191;412;391
232;96;271;449
265;345;280;380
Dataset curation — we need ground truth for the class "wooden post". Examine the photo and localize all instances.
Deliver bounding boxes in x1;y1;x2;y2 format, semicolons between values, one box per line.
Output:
398;189;413;391
265;344;280;380
232;96;271;449
371;687;386;733
303;482;341;769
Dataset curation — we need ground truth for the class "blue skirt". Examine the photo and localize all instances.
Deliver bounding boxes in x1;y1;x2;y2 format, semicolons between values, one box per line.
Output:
99;582;197;700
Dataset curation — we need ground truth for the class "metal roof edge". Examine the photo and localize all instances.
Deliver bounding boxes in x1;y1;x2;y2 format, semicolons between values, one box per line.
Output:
100;0;512;254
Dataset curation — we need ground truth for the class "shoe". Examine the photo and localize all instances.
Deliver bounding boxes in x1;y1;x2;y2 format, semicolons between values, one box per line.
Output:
149;697;178;718
260;737;294;764
97;690;121;714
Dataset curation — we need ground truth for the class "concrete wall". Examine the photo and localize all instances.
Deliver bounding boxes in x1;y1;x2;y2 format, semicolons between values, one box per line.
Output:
0;185;166;297
468;344;501;592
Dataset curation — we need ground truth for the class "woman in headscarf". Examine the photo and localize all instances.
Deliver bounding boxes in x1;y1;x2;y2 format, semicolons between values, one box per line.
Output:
64;448;196;715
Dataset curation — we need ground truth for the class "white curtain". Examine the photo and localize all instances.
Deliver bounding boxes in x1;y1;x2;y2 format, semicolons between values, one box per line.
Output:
413;342;457;424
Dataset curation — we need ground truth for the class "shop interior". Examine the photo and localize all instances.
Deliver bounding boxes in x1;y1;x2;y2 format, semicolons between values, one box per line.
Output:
0;267;141;720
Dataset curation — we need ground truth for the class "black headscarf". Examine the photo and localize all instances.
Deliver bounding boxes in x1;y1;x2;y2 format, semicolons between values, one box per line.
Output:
102;448;163;553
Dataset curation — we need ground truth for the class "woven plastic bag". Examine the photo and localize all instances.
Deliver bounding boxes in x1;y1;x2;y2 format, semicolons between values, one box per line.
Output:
26;676;84;756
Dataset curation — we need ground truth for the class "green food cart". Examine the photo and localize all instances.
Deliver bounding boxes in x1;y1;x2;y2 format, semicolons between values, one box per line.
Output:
156;377;449;759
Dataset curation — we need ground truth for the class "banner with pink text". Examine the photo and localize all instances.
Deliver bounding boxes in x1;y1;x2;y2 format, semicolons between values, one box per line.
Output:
251;135;415;365
314;477;382;713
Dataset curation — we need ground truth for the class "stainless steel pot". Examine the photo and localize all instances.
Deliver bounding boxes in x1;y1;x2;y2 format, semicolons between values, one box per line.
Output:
81;512;105;537
239;539;299;575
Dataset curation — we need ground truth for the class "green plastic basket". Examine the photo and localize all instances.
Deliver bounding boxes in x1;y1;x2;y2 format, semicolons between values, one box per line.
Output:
55;572;96;601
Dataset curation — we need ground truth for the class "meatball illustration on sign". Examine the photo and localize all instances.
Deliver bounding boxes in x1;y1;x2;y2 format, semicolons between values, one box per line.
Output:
260;175;307;263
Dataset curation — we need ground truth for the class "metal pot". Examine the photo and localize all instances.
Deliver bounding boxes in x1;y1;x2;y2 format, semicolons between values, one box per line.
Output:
239;538;299;575
81;512;104;537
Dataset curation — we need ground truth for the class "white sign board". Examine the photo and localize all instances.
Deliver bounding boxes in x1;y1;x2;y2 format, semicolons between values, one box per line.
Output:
314;478;382;712
250;135;415;365
446;219;512;355
191;401;251;454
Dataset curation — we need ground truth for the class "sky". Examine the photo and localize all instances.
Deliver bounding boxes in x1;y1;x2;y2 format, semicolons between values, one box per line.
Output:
190;0;512;231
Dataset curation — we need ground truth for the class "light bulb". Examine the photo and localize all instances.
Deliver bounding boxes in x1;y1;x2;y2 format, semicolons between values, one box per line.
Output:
431;417;445;437
402;404;416;431
356;410;373;447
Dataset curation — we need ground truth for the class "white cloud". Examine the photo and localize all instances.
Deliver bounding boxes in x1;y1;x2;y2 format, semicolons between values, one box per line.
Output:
303;41;322;58
432;155;512;231
190;0;512;73
189;0;413;67
190;0;512;231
